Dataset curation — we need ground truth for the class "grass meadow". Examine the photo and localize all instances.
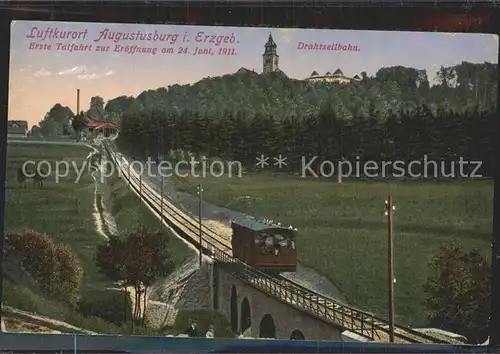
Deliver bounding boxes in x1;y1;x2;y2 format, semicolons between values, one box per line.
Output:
3;143;192;334
3;143;128;333
4;143;106;287
175;172;493;327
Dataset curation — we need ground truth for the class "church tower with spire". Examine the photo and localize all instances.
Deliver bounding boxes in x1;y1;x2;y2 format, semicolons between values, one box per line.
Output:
262;33;279;73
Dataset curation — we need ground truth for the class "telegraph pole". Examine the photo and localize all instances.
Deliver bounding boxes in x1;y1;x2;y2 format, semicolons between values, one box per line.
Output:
160;176;164;231
385;195;396;342
338;124;343;184
197;184;203;267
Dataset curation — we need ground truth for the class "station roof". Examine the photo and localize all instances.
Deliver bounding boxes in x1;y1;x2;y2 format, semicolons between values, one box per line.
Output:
87;119;118;129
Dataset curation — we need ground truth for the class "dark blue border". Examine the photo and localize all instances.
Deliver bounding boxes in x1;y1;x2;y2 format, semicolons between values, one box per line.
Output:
0;333;490;353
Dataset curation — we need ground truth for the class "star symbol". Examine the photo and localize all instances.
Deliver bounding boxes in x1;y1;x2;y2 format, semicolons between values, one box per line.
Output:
273;155;287;168
255;155;269;169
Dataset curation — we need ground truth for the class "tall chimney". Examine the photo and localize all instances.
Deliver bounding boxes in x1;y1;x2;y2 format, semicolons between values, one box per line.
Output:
76;89;80;115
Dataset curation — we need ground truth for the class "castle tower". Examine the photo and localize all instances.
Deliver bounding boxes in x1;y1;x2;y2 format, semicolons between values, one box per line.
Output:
262;33;279;73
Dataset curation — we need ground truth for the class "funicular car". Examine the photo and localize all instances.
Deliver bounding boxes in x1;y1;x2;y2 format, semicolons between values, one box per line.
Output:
231;217;297;273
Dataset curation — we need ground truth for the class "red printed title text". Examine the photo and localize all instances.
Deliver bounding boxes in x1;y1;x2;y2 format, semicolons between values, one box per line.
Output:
26;27;240;56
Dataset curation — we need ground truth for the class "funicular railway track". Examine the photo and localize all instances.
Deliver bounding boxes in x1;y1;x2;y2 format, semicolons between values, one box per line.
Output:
103;141;450;344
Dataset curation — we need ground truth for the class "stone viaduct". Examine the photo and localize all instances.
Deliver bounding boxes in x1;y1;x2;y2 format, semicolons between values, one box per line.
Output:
213;263;344;341
147;260;346;340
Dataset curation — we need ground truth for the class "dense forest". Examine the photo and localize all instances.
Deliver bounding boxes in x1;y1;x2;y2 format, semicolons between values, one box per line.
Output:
33;61;497;176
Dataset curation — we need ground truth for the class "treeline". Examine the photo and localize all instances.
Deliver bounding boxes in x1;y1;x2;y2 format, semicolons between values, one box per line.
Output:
116;105;495;177
36;62;496;150
107;61;495;177
105;62;497;123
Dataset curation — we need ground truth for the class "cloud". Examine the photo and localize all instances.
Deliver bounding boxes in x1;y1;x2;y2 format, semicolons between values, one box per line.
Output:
76;73;98;80
34;68;52;77
76;69;115;81
57;65;88;76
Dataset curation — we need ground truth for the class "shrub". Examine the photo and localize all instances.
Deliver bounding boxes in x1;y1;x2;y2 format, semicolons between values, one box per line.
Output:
52;243;83;308
79;289;133;325
5;229;83;307
424;243;490;344
5;230;59;294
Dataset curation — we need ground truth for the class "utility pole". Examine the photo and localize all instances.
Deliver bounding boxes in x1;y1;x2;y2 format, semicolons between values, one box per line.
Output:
160;176;164;231
197;184;203;267
338;124;343;184
76;89;81;141
385;195;396;342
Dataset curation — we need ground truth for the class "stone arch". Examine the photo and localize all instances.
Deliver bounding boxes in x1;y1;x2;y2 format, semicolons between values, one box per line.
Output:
240;297;251;334
259;313;276;338
230;285;238;332
290;329;305;340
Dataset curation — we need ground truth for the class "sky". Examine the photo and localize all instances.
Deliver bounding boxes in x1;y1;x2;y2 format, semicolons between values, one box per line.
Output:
9;20;499;128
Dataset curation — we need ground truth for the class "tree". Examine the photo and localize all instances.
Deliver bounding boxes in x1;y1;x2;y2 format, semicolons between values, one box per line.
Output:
104;95;135;123
30;125;41;137
87;96;105;121
424;243;490;344
436;66;456;88
96;228;175;327
35;104;75;137
72;111;88;140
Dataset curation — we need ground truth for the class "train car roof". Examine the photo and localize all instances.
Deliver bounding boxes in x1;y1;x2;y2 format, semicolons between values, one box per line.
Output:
231;217;296;234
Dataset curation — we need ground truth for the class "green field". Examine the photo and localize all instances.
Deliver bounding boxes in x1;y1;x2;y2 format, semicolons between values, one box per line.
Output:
5;143;193;286
3;143;193;334
4;143;107;287
176;173;493;327
3;143;132;333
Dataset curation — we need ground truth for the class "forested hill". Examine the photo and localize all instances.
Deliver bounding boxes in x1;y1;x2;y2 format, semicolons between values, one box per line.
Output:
109;61;497;122
34;61;496;135
32;61;497;175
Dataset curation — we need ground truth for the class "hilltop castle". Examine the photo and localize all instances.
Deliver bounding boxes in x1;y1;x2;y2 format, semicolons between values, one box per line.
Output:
237;33;361;84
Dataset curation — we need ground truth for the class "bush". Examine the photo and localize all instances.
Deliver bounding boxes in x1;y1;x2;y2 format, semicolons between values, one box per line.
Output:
5;229;83;308
424;243;490;344
174;309;235;338
79;289;133;325
52;243;83;308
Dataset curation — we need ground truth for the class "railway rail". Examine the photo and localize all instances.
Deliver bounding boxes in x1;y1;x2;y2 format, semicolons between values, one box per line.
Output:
103;141;451;344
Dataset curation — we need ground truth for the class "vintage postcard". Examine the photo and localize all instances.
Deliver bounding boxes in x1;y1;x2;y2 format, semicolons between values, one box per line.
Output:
3;20;497;344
